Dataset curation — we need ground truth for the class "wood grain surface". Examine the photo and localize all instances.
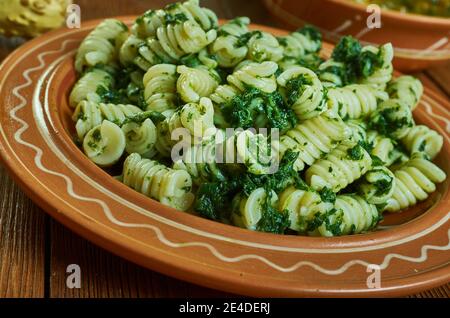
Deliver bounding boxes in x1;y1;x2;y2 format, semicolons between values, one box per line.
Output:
0;0;449;298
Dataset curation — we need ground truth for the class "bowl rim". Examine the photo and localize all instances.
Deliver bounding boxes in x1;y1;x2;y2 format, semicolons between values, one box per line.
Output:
327;0;450;26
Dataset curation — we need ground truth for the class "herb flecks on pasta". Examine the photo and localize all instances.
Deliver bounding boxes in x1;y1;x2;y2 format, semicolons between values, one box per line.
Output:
70;0;446;237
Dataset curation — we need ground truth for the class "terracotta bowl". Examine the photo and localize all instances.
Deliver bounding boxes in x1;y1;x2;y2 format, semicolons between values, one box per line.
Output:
264;0;450;72
0;17;449;297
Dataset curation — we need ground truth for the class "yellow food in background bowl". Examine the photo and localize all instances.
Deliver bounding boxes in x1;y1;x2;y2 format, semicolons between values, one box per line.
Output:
0;0;71;38
353;0;450;18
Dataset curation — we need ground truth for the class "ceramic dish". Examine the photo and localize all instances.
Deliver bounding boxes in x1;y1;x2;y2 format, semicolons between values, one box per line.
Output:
264;0;450;72
0;17;449;297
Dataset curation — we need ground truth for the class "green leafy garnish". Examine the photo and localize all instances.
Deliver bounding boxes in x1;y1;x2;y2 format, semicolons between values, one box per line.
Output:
347;143;365;161
318;187;336;203
221;87;297;133
285;74;312;106
195;179;241;221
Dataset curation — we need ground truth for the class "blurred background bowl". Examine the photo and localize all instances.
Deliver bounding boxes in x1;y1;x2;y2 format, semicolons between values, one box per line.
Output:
264;0;450;72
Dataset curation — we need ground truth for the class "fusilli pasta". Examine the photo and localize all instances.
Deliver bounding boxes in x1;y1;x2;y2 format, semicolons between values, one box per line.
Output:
305;141;372;192
359;166;396;204
317;195;380;236
210;17;250;68
72;101;142;140
327;84;388;120
143;63;178;113
75;19;128;73
122;153;194;211
278;186;332;233
384;153;446;212
317;59;346;87
131;19;217;69
82;120;126;167
247;31;283;63
369;98;414;139
69;68;114;108
176;65;219;103
277;65;327;120
400;125;443;160
387;75;423;110
360;43;394;90
122;118;158;158
232;188;278;230
173;131;226;184
132;0;218;39
278;25;322;60
275;111;351;171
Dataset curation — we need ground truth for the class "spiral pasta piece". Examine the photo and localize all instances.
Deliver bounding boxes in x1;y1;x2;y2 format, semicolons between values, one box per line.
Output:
231;188;278;230
168;0;218;31
99;103;143;125
134;20;217;69
72;101;102;140
278;187;333;233
367;130;409;167
211;17;250;68
143;64;178;113
132;0;217;39
327;84;389;120
278;26;322;60
400;125;443;160
83;121;126;167
132;9;166;39
369;98;414;140
305;141;372;192
277;66;326;120
318;59;346;87
69;68;114;108
276;111;351;171
209;84;240;105
366;130;396;165
360;43;394;90
154;110;178;157
277;53;322;72
173;131;226;184
359;166;396;204
384;153;446;212
72;101;142;140
122;153;194;211
179;97;216;138
195;48;219;69
227;61;278;93
176;65;219;103
210;61;279;115
75;19;128;73
220;130;277;175
317;195;380;237
122;118;157;158
155;98;216;156
119;34;146;67
387;75;423;110
247;31;283;63
209;84;240;127
346;120;367;144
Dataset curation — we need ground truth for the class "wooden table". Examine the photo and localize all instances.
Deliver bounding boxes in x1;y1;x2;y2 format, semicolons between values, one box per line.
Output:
0;0;449;298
